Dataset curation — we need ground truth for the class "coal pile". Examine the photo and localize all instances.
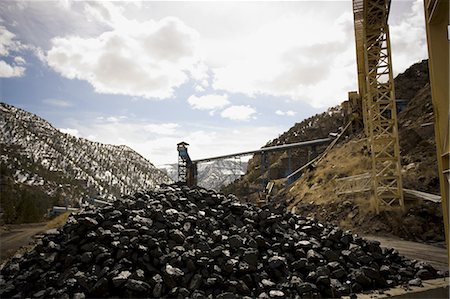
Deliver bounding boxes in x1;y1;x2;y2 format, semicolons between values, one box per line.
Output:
0;184;445;298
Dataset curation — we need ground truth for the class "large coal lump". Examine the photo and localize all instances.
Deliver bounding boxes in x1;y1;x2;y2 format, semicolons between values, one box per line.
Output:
0;184;445;298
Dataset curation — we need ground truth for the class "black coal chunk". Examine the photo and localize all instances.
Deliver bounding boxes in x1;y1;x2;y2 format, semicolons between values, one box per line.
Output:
0;184;444;298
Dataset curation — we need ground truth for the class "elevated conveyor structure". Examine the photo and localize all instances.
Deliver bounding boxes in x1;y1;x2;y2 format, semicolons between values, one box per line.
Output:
350;0;404;213
192;138;331;163
177;138;332;187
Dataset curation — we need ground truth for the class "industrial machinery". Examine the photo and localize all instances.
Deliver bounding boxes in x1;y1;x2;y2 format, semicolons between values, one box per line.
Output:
177;142;197;187
176;138;332;188
177;0;449;263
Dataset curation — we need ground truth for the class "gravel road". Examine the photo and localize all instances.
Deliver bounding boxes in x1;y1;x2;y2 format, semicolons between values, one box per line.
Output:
0;223;47;262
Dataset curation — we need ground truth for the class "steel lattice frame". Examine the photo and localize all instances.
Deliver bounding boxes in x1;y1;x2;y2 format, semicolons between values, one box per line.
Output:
352;0;369;136
353;0;404;212
177;143;190;184
178;155;187;183
335;173;371;195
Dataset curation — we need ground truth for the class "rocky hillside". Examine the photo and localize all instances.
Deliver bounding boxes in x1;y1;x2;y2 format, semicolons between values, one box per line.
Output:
160;160;248;191
0;103;171;223
225;60;437;198
394;59;430;102
224;60;444;243
396;61;438;194
223;105;346;202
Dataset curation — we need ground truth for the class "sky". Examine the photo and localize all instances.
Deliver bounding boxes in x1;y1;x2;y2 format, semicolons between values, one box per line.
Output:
0;0;428;166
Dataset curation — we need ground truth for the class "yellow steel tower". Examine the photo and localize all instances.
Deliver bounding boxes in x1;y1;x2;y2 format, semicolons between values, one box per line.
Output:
352;0;404;213
423;0;449;262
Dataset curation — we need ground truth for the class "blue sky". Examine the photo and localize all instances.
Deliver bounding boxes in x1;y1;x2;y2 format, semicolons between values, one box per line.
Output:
0;0;428;165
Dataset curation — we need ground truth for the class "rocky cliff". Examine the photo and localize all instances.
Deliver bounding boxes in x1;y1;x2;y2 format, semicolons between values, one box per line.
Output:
0;103;171;223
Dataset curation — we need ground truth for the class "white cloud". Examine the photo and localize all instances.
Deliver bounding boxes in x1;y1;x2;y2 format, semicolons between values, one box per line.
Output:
59;128;80;137
0;26;26;78
14;56;25;65
2;1;429;109
208;8;355;108
12;1;425;107
286;110;296;116
194;85;205;93
57;0;71;11
187;94;229;111
43;98;73;107
0;25;20;56
59;118;285;165
95;116;127;123
190;62;209;82
46;16;202;99
390;0;428;75
83;1;127;28
200;79;209;88
276;110;297;116
93;117;179;136
18;2;355;107
197;0;425;107
186;127;283;162
221;105;257;121
144;123;179;135
106;116;119;122
0;60;25;77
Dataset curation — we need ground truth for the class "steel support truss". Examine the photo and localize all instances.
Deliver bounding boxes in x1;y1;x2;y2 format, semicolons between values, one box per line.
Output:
351;0;404;213
178;154;187;183
335;173;371;195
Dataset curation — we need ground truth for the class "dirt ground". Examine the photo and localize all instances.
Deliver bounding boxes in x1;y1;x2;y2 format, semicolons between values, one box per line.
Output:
364;235;448;272
0;222;47;262
283;137;445;244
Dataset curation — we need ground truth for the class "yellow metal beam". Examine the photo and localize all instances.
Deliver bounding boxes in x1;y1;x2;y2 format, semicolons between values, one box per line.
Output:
353;0;369;136
353;0;404;213
423;0;449;265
